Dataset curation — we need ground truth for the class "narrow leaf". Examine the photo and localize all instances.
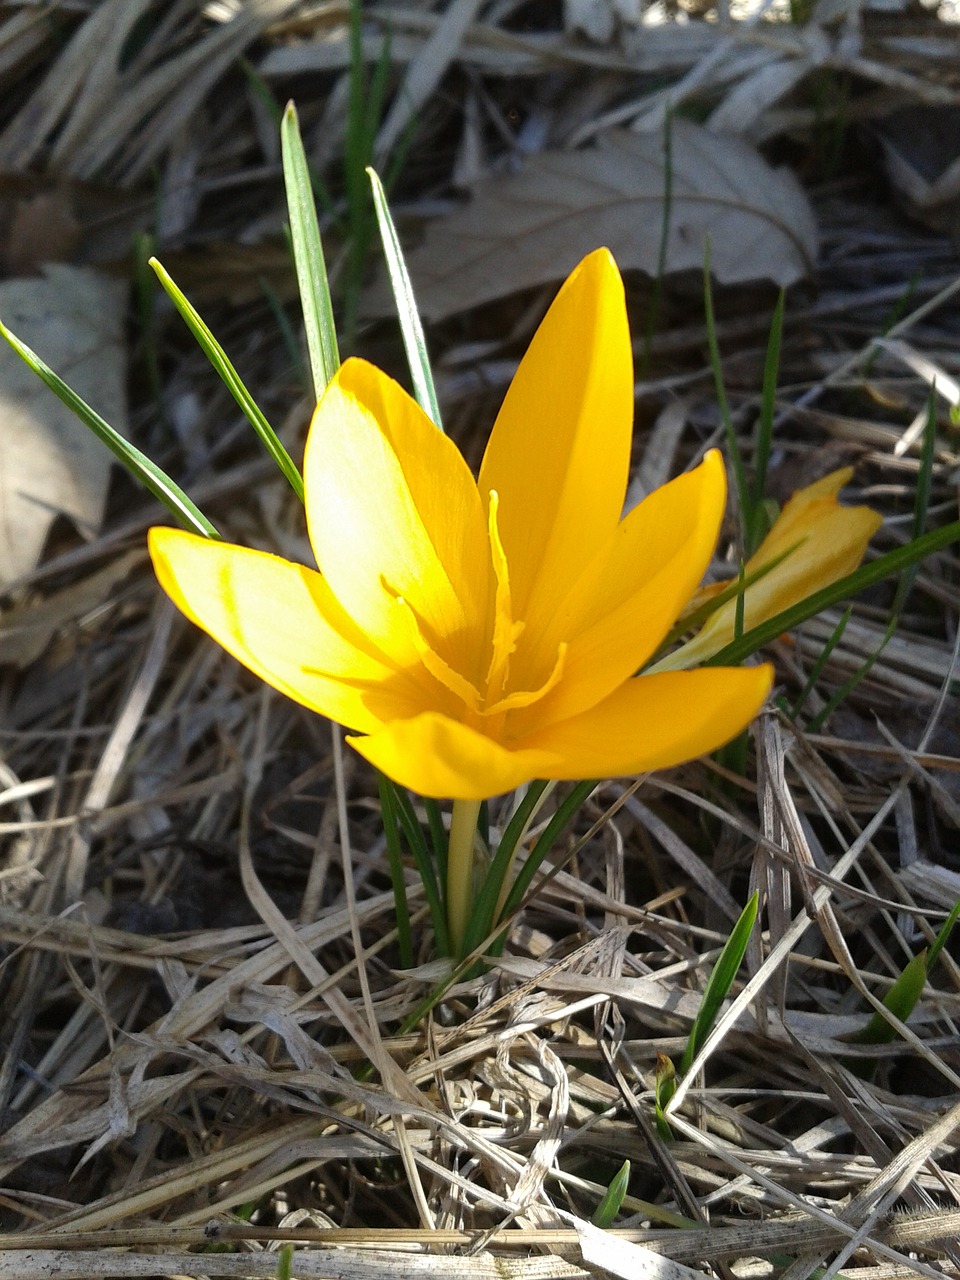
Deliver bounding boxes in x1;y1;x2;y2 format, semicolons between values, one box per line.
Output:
926;895;960;972
0;322;218;540
379;775;414;969
592;1161;631;1227
750;288;785;554
680;891;758;1077
281;101;340;398
853;950;928;1047
150;259;304;503
792;604;852;721
368;166;443;429
704;243;748;546
460;780;550;957
392;784;448;956
497;780;597;927
654;1051;677;1141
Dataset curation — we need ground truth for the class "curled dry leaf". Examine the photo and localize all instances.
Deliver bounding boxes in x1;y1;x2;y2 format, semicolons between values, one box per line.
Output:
374;122;818;321
0;264;127;587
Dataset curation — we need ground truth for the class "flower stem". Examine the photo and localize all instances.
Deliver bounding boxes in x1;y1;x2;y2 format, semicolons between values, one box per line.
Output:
447;797;482;957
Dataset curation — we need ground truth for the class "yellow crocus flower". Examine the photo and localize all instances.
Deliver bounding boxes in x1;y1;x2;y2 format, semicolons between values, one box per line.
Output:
148;250;771;801
653;467;883;672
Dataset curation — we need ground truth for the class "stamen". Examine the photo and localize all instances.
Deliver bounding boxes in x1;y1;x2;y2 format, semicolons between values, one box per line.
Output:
485;490;524;702
382;577;482;711
484;641;568;715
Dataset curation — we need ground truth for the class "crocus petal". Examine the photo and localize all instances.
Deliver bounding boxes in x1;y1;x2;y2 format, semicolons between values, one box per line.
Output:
517;666;773;780
149;527;428;734
304;359;489;681
656;469;882;669
477;248;633;624
512;451;727;725
348;714;557;801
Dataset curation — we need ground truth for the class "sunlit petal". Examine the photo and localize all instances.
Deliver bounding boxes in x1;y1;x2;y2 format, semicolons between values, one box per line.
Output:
304;359;489;680
513;451;727;724
518;665;773;779
658;469;882;669
478;248;633;622
349;713;556;801
148;527;428;733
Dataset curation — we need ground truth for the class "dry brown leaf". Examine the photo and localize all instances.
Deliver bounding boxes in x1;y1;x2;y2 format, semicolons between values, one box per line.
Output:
0;549;143;668
0;264;127;587
375;122;817;321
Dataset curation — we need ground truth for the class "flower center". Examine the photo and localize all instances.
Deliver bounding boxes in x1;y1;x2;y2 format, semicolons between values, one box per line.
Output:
480;491;567;718
379;494;567;730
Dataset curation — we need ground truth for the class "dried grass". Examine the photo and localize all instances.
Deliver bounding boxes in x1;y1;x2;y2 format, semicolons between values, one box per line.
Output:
1;2;959;1278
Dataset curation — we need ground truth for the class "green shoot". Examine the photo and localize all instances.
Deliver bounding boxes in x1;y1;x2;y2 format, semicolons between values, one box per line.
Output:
791;605;852;722
927;895;960;971
0;321;218;540
281;101;340;397
852;951;928;1052
847;897;959;1078
681;891;758;1076
340;0;393;346
592;1160;631;1227
459;781;551;958
391;784;448;957
654;1051;677;1140
657;893;758;1136
368;166;442;428
379;776;414;969
149;258;304;503
749;289;785;555
703;241;748;550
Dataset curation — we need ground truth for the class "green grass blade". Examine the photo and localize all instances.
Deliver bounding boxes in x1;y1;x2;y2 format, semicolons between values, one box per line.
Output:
655;543;798;658
750;289;785;554
498;780;598;926
654;1051;677;1140
460;780;550;957
259;272;310;394
0;321;219;540
847;900;958;1079
592;1160;631;1227
791;604;852;721
275;1244;295;1280
150;258;304;503
707;520;960;667
927;895;960;972
891;386;937;617
367;166;443;429
703;241;748;544
378;775;414;969
281;100;340;398
680;891;758;1077
853;949;927;1049
806;391;939;730
805;615;894;733
422;797;448;881
734;559;746;642
391;785;448;956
